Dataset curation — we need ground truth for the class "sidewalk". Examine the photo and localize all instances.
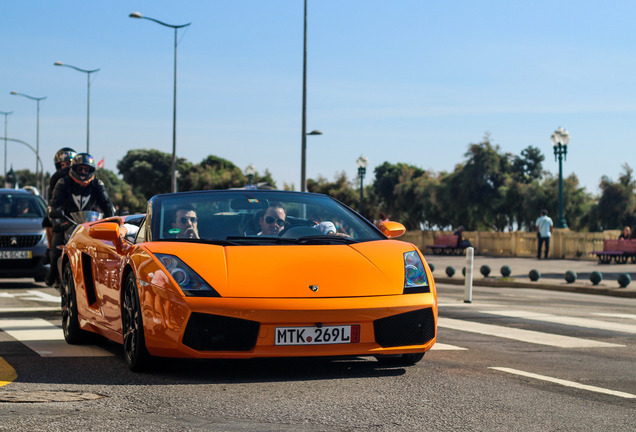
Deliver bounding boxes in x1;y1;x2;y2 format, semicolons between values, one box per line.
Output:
423;254;636;298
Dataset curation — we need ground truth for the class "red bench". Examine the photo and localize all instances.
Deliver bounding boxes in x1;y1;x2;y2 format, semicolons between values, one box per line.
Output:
426;234;466;255
591;239;636;264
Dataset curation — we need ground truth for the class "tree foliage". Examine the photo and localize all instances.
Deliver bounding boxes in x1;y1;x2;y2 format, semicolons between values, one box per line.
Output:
8;139;631;234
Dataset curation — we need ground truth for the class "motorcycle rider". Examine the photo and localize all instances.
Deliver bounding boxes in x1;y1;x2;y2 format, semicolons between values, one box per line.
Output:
46;153;115;287
42;147;77;260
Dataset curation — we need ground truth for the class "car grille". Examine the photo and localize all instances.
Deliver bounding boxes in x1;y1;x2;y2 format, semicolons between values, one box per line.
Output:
182;313;260;351
374;308;436;348
0;234;42;248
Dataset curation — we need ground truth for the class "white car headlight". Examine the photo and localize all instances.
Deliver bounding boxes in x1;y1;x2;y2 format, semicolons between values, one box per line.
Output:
403;251;430;293
155;253;220;297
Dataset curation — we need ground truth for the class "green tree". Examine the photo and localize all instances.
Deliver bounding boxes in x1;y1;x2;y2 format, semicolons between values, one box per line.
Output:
96;168;146;214
117;149;193;200
586;164;636;231
512;146;544;184
307;172;359;212
371;162;426;224
179;155;245;191
435;136;511;231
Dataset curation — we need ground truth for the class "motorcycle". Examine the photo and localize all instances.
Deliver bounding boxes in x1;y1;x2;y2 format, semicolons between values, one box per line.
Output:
63;210;103;242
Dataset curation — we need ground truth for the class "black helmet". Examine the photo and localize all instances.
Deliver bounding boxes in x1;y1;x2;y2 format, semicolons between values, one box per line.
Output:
69;153;96;186
54;147;77;170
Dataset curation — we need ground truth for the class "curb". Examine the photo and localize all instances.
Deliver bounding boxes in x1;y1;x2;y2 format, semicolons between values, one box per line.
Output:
434;277;636;298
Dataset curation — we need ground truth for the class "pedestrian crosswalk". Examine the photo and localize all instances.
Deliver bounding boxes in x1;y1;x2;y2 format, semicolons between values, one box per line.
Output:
430;304;633;351
0;318;114;357
0;300;633;356
438;317;624;348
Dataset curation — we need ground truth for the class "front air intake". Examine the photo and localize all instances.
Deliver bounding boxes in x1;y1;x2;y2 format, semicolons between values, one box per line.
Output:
182;313;260;351
374;308;436;348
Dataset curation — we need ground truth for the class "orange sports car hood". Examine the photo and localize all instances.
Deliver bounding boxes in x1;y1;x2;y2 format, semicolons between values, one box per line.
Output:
145;240;419;298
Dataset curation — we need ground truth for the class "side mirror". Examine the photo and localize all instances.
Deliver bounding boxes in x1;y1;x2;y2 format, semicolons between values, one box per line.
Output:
378;221;406;238
89;222;120;242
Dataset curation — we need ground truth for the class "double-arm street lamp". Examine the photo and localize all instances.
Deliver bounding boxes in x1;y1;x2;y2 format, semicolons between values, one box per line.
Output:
550;127;570;229
54;62;100;153
10;91;46;192
129;11;191;193
0;110;13;182
356;155;369;215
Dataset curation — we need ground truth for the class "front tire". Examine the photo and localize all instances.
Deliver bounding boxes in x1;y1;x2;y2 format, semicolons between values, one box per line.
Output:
122;272;150;371
61;263;93;344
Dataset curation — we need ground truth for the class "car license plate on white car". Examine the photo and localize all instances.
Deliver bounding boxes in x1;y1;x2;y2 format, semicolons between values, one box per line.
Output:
275;324;361;345
0;250;32;259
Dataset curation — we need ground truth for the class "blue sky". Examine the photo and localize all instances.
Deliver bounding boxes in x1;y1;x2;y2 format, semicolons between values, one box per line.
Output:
2;1;635;194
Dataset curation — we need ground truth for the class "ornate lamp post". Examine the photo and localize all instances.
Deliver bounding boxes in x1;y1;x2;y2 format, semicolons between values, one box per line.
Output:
10;91;46;192
129;11;191;193
245;164;256;189
550;127;570;229
356;155;369;214
0;110;13;182
54;62;100;153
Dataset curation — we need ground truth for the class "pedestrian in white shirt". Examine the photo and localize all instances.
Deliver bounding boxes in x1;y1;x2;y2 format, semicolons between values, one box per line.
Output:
536;209;553;259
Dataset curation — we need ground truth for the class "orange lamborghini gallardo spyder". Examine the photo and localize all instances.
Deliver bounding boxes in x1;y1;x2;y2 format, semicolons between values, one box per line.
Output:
60;190;437;370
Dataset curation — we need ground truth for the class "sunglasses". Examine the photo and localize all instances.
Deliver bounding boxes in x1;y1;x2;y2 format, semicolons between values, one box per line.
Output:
75;166;91;174
265;216;286;227
179;216;198;224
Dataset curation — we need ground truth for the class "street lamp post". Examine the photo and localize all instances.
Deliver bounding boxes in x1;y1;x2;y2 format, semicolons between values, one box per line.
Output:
550;127;570;229
300;0;321;192
0;110;13;182
129;11;191;194
356;155;369;215
4;138;45;180
10;91;46;192
54;62;100;153
301;129;322;191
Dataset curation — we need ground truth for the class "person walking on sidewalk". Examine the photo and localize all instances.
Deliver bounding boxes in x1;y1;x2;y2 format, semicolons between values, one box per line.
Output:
536;209;553;259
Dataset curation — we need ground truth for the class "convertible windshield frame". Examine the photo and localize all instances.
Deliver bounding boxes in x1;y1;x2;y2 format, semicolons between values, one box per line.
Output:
144;190;383;244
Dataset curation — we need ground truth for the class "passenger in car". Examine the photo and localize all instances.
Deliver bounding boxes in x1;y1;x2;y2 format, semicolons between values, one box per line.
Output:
258;204;286;236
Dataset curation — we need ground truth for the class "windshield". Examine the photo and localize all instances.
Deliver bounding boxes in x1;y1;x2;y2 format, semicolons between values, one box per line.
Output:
0;193;47;218
146;190;382;244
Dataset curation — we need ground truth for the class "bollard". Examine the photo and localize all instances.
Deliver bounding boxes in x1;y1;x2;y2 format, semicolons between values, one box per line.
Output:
464;247;474;303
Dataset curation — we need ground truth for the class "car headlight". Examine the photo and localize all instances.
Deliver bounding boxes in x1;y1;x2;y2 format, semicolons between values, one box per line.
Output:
403;250;430;294
155;253;220;297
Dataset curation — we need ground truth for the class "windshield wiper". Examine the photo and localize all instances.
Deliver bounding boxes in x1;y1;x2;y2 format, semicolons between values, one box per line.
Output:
225;236;279;244
279;235;357;245
225;235;357;245
160;238;240;246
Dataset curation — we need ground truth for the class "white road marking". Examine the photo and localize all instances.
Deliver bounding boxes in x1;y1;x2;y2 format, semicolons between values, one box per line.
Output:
489;367;636;399
0;318;114;357
438;317;625;348
10;290;60;303
438;302;498;308
593;313;636;320
0;307;59;313
430;343;468;351
481;310;636;334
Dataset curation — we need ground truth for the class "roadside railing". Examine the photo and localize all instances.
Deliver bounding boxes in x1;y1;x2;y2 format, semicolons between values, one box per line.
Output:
404;229;621;260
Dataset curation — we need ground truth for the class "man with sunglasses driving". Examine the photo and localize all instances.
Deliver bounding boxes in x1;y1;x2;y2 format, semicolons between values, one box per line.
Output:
258;204;286;236
172;205;199;239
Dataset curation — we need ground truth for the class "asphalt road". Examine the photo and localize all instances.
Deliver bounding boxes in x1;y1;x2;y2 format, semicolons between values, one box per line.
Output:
1;278;635;431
